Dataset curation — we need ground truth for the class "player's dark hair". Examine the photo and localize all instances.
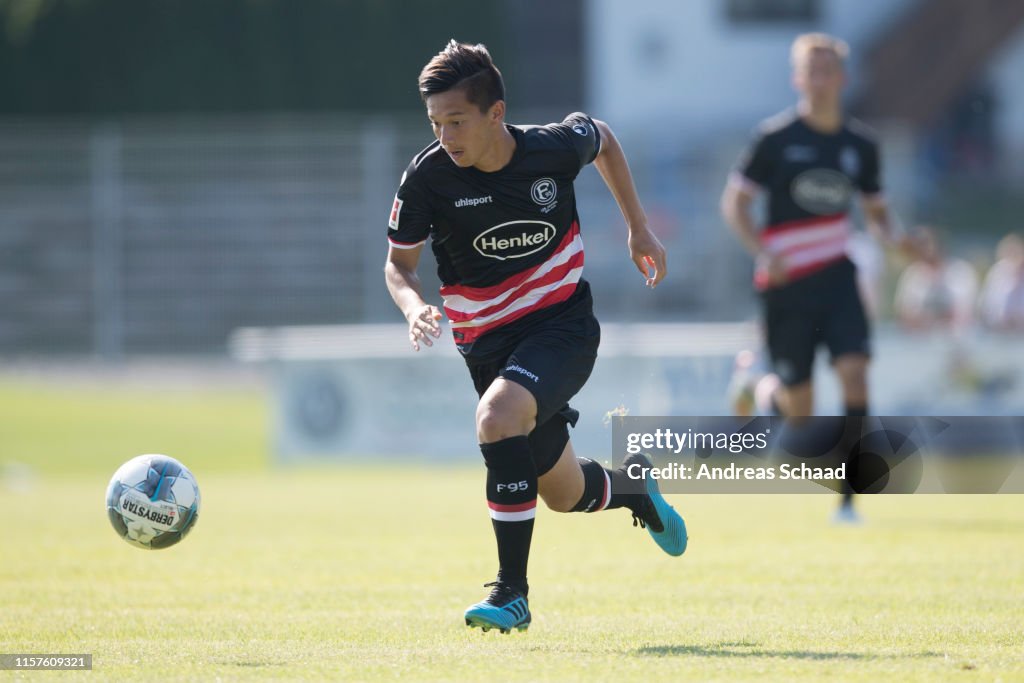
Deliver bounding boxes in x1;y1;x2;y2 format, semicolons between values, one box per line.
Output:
418;40;505;113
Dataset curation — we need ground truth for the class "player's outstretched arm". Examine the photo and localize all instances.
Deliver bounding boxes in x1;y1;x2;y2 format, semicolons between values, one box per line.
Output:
862;194;920;257
721;179;786;285
591;119;666;288
384;244;442;351
720;180;761;257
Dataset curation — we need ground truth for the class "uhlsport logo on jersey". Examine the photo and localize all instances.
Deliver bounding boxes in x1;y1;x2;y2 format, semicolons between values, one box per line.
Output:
473;220;556;260
783;145;817;162
790;169;853;215
454;195;493;208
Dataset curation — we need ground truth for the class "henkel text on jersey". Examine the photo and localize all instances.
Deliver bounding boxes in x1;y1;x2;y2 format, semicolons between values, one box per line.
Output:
731;110;882;289
387;113;601;349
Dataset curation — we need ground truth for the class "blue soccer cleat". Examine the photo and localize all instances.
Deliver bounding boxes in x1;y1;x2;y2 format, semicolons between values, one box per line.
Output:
625;453;688;556
831;499;863;526
464;582;531;634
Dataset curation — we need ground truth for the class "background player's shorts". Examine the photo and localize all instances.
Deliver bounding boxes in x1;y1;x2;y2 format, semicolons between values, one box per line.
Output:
761;258;871;387
466;311;600;476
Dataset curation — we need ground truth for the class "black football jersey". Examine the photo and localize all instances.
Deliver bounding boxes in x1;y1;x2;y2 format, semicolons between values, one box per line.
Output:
732;109;882;288
388;112;601;358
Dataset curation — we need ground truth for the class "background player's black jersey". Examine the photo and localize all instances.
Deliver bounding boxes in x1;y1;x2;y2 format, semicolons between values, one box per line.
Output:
387;112;601;359
733;109;882;288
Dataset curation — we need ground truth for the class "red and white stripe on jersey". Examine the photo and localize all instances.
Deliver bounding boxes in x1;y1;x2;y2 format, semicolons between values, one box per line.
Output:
488;499;537;522
440;222;584;345
388;235;427;250
755;213;850;289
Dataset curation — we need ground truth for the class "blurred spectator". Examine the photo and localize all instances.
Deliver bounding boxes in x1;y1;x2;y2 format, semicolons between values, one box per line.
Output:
893;226;977;331
978;233;1024;331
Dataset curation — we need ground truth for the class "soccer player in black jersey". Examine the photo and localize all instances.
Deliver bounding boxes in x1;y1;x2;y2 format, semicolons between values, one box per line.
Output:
384;40;686;633
721;33;912;523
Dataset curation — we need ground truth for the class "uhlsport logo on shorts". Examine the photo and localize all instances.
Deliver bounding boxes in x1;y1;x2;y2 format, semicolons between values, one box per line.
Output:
473;220;556;260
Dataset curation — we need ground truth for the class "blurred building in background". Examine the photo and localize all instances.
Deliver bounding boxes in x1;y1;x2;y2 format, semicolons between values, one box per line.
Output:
1;0;1023;356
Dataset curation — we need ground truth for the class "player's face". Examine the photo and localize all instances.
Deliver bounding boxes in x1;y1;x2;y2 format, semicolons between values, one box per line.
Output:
793;49;845;103
425;88;503;169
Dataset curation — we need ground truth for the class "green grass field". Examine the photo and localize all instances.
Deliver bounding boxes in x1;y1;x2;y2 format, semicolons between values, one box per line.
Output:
1;378;1023;682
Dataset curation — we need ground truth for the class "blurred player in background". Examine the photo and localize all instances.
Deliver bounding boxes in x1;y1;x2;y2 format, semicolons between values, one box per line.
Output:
978;232;1024;332
721;33;912;523
893;225;978;332
384;40;686;634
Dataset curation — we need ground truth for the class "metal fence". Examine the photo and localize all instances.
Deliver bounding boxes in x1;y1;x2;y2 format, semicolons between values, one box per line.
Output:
0;113;751;356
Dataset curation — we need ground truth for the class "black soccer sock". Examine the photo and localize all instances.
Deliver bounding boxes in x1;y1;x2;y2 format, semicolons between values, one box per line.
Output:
481;436;537;593
570;458;642;513
841;405;869;506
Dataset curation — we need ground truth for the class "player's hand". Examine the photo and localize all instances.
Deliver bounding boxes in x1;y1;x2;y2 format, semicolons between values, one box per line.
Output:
627;227;667;288
405;304;443;351
891;233;925;260
758;251;788;286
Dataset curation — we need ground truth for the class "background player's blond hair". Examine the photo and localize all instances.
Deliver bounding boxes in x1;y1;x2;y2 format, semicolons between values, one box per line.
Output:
791;32;849;67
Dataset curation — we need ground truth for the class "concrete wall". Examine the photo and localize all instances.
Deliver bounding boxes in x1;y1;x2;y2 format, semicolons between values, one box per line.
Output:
585;0;913;140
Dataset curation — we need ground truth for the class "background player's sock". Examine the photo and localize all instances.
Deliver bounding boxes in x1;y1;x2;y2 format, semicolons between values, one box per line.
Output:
570;458;644;512
480;436;536;594
845;405;868;417
841;405;869;506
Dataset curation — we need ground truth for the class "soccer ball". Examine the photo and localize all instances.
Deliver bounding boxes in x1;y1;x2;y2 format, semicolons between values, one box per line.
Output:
105;454;201;549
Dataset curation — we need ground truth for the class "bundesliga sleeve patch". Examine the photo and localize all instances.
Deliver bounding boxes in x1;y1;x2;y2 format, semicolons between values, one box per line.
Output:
388;196;404;231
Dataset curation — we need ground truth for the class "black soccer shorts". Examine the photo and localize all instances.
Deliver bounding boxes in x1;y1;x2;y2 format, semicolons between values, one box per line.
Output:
466;312;600;476
761;258;871;387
